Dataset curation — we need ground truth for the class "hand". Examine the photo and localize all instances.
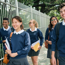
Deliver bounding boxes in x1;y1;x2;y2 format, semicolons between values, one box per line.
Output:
48;41;52;45
31;46;34;50
38;46;42;50
51;56;56;65
5;50;11;54
10;53;18;57
2;40;6;43
6;50;18;57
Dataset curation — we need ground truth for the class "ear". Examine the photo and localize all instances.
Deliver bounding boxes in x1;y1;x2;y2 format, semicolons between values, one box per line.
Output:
20;22;22;25
8;22;9;25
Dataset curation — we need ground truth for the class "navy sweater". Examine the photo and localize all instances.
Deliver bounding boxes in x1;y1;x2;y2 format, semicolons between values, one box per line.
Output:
0;27;12;50
52;22;65;57
27;28;44;46
10;31;30;59
45;28;54;49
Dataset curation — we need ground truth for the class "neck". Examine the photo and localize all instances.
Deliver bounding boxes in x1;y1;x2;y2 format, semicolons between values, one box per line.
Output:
15;28;21;32
4;26;8;29
64;19;65;22
52;25;55;28
31;27;35;31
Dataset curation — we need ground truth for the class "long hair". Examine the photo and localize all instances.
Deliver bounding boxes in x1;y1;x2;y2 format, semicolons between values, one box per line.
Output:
12;16;24;29
49;16;59;32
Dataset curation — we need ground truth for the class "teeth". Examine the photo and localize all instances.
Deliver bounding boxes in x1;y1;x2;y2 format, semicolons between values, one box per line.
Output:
63;15;65;16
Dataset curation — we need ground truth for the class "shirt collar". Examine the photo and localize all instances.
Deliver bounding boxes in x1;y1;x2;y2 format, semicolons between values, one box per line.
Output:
52;28;54;30
14;29;24;34
3;26;10;31
30;27;37;32
62;20;65;25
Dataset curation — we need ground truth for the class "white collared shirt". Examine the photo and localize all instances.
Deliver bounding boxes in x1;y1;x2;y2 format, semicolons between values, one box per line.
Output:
3;26;10;31
62;20;65;25
14;29;24;34
30;27;37;32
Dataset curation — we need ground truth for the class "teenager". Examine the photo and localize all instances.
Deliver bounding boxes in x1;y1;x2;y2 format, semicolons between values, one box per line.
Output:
0;18;12;51
52;3;65;65
27;19;44;65
45;16;59;65
6;16;30;65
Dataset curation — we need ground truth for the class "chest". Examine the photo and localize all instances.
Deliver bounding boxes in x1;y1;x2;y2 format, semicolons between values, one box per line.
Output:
29;31;38;37
49;30;53;38
59;25;65;36
11;34;25;45
1;30;11;38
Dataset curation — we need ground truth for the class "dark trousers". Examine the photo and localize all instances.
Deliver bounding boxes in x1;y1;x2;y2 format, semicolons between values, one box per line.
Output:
7;57;29;65
59;57;65;65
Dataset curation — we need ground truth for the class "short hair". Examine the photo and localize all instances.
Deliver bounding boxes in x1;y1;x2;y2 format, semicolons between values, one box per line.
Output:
58;3;65;11
3;18;9;22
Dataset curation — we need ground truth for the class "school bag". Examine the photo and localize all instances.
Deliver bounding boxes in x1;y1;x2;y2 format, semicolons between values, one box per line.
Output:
3;32;13;64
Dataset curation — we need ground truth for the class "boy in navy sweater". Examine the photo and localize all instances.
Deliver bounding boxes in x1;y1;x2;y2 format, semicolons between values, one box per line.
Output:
0;18;12;51
52;3;65;65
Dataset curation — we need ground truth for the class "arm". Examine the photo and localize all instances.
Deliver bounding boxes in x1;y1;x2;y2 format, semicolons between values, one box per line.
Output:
45;28;52;45
0;30;2;43
51;26;57;65
6;32;31;57
17;32;31;55
38;29;44;46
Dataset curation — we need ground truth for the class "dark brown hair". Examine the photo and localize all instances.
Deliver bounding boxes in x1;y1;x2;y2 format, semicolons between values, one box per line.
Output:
12;16;24;29
49;16;59;32
58;3;65;11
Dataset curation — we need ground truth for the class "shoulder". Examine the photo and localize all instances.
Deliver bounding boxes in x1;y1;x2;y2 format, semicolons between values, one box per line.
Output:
37;28;42;33
56;22;62;27
21;31;29;37
45;28;49;32
37;28;40;32
26;29;30;32
0;28;3;32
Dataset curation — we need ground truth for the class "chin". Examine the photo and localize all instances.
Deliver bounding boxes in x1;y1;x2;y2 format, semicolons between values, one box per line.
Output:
14;28;17;30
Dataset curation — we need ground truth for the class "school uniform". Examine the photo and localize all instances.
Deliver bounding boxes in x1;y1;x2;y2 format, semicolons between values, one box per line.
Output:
45;28;59;59
27;28;44;56
52;21;65;65
45;28;53;58
7;30;30;65
0;26;12;51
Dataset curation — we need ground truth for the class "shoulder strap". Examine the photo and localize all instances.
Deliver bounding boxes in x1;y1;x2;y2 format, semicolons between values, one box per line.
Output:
10;32;13;38
56;23;61;42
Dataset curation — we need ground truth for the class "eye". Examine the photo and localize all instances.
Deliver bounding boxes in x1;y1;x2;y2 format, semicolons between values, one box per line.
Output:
60;11;62;13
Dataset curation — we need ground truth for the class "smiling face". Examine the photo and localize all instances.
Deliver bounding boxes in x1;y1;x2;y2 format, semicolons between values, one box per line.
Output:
3;20;9;28
12;18;22;30
51;17;57;26
60;6;65;20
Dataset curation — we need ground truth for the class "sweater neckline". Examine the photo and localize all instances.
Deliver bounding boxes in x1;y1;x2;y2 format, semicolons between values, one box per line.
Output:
14;29;24;34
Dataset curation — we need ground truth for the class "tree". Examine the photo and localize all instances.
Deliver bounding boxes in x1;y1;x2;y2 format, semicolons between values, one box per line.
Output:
18;0;65;14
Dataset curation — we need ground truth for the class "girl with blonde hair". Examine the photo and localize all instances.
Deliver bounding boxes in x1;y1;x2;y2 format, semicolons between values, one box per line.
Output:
27;19;44;65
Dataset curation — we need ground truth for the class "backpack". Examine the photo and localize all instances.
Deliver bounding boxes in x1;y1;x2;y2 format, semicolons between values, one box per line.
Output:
56;23;61;42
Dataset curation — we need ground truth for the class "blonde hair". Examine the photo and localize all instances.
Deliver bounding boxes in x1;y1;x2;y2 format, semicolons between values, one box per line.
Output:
31;19;38;28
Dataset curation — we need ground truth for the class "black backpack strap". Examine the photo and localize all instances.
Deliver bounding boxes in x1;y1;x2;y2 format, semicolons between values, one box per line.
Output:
55;23;61;50
56;23;60;41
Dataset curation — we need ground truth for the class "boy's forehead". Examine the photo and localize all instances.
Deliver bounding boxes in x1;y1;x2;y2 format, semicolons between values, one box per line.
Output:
3;20;9;22
60;6;65;11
